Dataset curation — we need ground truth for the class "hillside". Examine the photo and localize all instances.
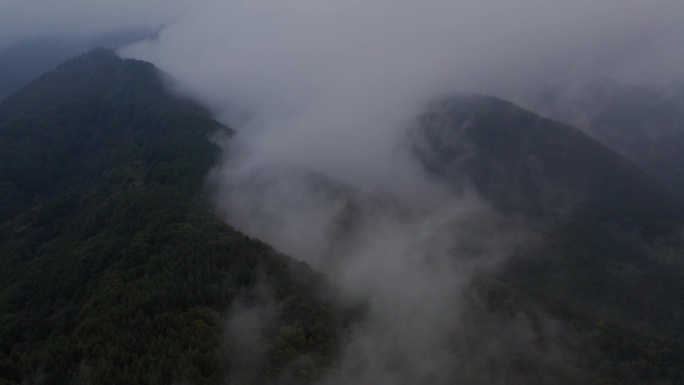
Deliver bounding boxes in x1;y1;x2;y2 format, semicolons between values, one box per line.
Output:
522;79;684;197
0;49;339;385
412;94;684;383
413;94;684;223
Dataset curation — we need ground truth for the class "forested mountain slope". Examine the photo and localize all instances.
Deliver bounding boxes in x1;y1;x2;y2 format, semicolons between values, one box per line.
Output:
522;80;684;198
412;95;684;384
0;49;339;385
413;94;684;222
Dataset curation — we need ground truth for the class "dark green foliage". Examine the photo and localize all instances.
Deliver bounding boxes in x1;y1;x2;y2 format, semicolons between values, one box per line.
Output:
0;49;339;385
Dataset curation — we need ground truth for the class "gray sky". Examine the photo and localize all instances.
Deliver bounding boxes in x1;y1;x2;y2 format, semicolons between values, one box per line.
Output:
3;0;683;108
0;0;188;49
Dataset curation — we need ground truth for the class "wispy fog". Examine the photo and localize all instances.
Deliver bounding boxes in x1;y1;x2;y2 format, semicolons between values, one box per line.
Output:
123;1;684;382
117;0;684;197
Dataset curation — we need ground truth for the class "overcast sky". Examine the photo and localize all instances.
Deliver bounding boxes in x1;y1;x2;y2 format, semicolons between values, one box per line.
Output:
0;0;189;49
3;0;683;82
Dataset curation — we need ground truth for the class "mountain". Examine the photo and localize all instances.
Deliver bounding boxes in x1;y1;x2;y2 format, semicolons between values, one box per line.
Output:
0;32;153;103
520;79;684;198
412;94;684;384
0;49;340;385
4;48;684;385
413;94;684;223
218;91;684;384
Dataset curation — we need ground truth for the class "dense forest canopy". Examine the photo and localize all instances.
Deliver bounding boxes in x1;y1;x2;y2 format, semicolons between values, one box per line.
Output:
0;49;340;385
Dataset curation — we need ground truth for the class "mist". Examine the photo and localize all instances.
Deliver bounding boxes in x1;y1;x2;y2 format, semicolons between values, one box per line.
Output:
116;0;684;207
122;0;684;383
117;0;683;193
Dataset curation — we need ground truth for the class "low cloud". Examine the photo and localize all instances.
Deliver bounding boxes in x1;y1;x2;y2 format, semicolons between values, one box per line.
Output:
121;1;684;382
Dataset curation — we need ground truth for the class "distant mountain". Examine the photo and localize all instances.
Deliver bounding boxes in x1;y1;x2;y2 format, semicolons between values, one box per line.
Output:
0;49;339;385
412;94;684;383
521;79;684;198
413;94;684;223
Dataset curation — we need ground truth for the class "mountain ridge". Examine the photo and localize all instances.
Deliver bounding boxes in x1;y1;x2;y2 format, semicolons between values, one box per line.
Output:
0;48;340;385
410;93;684;382
413;93;684;225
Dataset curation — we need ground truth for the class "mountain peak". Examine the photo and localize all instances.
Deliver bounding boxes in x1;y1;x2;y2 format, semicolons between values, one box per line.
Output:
51;47;124;73
0;47;169;123
0;50;334;385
